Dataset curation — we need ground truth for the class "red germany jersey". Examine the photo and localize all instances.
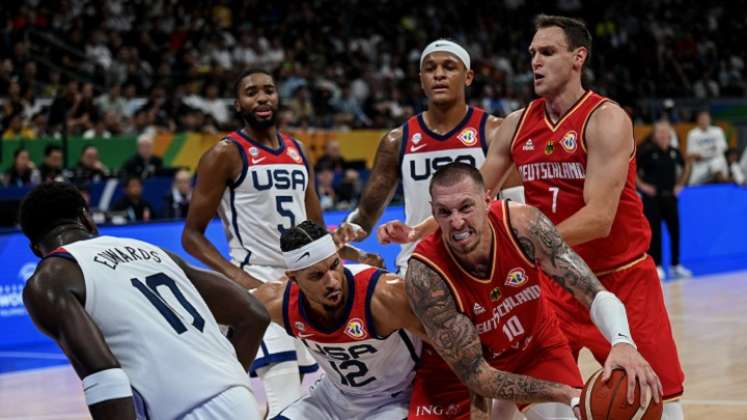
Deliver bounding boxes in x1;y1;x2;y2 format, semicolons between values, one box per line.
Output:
510;91;650;273
412;200;564;366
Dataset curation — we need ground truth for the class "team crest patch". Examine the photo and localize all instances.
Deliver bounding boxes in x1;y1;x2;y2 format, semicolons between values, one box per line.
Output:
505;268;528;287
561;131;578;152
287;147;303;163
544;140;555;155
249;147;260;157
411;132;422;144
295;321;305;331
344;318;367;340
490;287;502;302
457;127;478;146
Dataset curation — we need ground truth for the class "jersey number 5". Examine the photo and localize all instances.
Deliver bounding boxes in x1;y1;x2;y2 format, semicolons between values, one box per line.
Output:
131;273;205;334
276;195;296;234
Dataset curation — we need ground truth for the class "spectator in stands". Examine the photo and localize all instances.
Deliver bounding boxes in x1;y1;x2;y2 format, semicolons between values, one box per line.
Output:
637;121;693;280
111;176;154;222
314;139;348;176
687;110;729;185
163;168;192;219
95;84;127;120
2;112;35;140
67;82;100;135
4;148;40;187
334;169;362;209
316;167;336;210
39;144;68;182
287;86;315;127
73;144;109;184
121;131;164;179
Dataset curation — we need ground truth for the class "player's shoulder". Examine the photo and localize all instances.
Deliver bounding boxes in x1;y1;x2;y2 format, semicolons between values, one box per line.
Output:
383;125;405;145
24;256;84;304
589;100;629;124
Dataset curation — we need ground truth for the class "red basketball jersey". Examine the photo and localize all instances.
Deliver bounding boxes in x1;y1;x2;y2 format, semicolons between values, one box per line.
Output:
412;200;563;366
510;91;650;273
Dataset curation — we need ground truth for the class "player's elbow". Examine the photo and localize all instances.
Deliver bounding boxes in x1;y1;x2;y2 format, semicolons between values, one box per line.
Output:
181;227;200;255
245;298;271;331
592;212;615;239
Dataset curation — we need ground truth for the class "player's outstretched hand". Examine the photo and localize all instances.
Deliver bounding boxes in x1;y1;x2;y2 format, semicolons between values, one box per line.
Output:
376;220;415;244
603;343;663;406
359;252;385;268
333;222;367;246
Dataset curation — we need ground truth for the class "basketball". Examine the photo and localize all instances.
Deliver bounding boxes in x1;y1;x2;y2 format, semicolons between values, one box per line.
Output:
579;369;663;420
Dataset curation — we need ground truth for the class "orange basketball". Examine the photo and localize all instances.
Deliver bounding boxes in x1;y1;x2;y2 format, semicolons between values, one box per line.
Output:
579;369;663;420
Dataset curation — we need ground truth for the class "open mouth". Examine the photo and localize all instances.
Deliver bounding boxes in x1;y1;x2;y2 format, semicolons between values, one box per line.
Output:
451;228;472;243
534;73;545;83
254;106;273;118
326;290;341;301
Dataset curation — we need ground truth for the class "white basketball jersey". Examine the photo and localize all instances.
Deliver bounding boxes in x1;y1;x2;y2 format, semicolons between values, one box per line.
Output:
218;130;309;270
55;236;251;419
398;108;488;272
283;264;422;396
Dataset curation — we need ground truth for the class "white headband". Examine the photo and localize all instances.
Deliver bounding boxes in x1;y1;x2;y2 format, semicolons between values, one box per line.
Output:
282;234;337;271
420;39;471;70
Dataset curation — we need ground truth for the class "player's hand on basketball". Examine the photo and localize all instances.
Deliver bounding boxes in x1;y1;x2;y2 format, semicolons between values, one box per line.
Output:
376;220;415;244
333;222;367;246
603;343;663;406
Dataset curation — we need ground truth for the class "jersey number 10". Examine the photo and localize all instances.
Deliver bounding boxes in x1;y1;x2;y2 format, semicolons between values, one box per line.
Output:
131;273;206;334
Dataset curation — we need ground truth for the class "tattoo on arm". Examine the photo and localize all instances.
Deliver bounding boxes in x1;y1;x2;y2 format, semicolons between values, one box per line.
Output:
405;258;569;403
521;208;604;307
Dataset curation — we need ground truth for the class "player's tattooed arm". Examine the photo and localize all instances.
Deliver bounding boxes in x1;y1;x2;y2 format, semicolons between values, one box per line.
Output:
346;128;402;236
405;258;576;404
509;204;604;307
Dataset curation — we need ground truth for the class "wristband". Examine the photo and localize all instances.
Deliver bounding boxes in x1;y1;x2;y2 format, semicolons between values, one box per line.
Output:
82;368;132;406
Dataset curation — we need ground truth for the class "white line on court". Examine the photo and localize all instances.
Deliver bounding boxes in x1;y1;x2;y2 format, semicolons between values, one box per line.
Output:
681;399;747;406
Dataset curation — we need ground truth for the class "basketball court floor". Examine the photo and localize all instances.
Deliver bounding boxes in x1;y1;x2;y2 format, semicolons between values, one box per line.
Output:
1;270;745;419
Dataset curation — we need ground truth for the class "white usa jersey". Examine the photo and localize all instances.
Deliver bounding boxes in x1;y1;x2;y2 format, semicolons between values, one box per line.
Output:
218;130;310;270
51;236;251;420
398;107;488;273
282;264;422;396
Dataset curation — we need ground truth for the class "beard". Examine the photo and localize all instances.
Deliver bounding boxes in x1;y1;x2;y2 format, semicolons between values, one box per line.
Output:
241;107;278;131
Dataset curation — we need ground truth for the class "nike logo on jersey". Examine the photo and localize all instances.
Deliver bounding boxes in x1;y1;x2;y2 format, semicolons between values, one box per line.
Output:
410;143;427;152
251;156;266;164
617;333;629;338
297;332;315;338
296;251;311;261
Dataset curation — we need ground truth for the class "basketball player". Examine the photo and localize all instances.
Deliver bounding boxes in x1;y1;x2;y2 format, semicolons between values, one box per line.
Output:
182;69;375;418
390;16;686;419
252;220;423;419
345;39;524;276
19;182;269;419
406;163;661;420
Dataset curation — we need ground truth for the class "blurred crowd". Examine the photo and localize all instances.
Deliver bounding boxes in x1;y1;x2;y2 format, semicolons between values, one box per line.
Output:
1;0;746;139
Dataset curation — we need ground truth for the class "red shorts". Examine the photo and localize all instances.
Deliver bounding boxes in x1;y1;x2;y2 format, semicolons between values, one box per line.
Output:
408;337;583;419
542;255;685;399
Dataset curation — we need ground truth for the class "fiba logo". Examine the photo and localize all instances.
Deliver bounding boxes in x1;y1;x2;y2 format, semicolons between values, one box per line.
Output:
344;318;366;340
560;130;578;152
0;262;36;318
505;267;528;287
457;127;477;146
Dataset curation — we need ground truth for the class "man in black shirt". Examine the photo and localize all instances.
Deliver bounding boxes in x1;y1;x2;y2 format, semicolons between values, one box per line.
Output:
39;144;68;182
111;176;154;222
637;121;693;280
121;133;163;179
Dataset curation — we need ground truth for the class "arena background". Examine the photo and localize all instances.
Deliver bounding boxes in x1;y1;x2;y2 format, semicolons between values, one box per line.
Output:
1;0;747;418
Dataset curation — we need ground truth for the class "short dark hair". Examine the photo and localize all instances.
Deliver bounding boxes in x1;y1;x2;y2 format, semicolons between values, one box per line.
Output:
280;220;329;252
534;14;592;60
19;182;88;245
429;162;485;196
13;147;28;159
234;68;273;97
44;144;62;156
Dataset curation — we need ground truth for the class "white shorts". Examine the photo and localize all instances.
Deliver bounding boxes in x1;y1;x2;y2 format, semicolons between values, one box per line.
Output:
234;262;318;376
274;377;410;420
182;386;261;420
690;155;728;185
